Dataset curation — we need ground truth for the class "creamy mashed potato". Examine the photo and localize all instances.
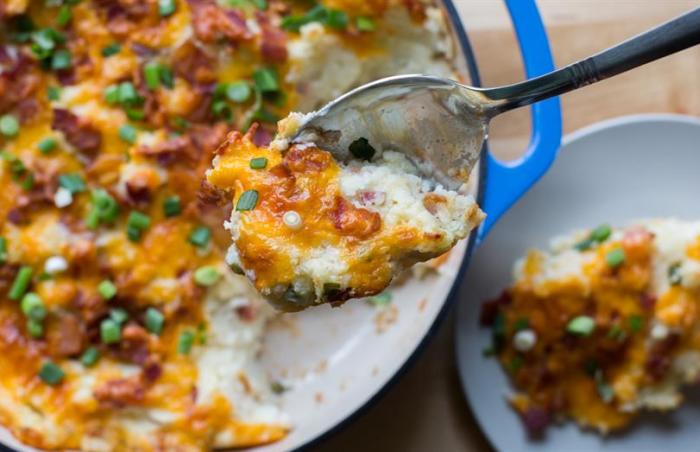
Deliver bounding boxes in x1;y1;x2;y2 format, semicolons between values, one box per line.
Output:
483;219;700;435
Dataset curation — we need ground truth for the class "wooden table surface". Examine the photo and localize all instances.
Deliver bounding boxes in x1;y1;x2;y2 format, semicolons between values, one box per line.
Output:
316;2;700;451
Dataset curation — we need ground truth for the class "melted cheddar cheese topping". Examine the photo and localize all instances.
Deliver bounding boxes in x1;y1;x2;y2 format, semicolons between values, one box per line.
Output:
483;220;700;435
208;123;484;311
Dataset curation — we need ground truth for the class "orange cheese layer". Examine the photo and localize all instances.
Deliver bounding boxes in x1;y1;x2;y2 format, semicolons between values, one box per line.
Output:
486;224;700;434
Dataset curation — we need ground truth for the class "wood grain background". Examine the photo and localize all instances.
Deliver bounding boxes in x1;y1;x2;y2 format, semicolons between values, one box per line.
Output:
316;2;700;451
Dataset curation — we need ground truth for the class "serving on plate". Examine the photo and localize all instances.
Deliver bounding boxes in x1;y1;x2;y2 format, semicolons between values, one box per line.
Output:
457;115;700;452
0;0;495;450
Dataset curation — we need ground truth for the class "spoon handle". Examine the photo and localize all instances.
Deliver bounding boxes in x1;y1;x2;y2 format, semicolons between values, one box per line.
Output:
481;7;700;114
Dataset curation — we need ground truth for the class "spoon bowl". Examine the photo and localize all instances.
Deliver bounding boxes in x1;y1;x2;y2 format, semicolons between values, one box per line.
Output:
292;7;700;190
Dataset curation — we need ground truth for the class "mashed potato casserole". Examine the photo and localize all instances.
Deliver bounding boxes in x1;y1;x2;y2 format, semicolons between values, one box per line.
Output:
0;0;466;450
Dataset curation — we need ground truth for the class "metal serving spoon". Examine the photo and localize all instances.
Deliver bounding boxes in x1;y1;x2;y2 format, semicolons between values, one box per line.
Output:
292;7;700;190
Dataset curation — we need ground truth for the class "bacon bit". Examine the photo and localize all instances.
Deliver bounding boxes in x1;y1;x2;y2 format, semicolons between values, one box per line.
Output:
256;11;288;63
285;146;332;173
358;191;386;207
330;196;381;239
15;98;39;123
189;123;230;157
639;293;657;311
236;304;256;322
125;176;153;206
6;208;24;225
142;357;163;383
71;291;108;327
645;334;679;381
520;406;551;435
51;109;102;155
0;47;40;115
113;322;151;365
402;0;427;22
94;376;146;408
479;290;511;326
188;0;252;44
197;180;228;207
138;135;192;165
252;126;274;147
423;193;447;215
0;265;18;296
172;41;217;85
68;239;97;271
46;312;84;357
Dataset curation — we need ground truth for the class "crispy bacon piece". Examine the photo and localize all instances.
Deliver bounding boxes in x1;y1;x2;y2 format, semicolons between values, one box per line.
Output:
115;322;151;365
423;193;447;215
51;109;102;155
188;0;252;44
645;334;680;381
330;196;381;239
0;46;40;116
520;406;551;436
285;146;332;173
172;41;216;84
256;11;288;63
94;376;146;408
479;290;511;326
46;312;84;357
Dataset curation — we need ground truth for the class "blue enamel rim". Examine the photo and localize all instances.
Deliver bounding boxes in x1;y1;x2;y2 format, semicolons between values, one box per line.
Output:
294;0;561;450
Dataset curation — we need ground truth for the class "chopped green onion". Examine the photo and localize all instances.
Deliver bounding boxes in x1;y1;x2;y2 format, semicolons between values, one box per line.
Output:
177;330;195;354
117;82;141;106
127;211;151;230
143;62;161;90
126;108;145;121
349;137;375;161
189;226;211;248
270;380;287;394
56;5;72;27
47;86;61;101
595;370;614;403
27;319;44;338
249;157;268;169
80;346;100;367
0;237;6;264
97;280;117;300
104;85;120;105
212;100;232;120
367;292;392;307
605;248;625;268
58;173;86;193
87;189;120;229
668;262;683;285
628;315;644;333
110;308;129;324
252;67;279;93
51;49;72;70
236;190;259;211
513;317;530;332
226;81;252;103
38;137;57;154
38;361;64;385
590;224;612;243
101;43;121;57
230;263;245;275
163;196;182;217
119;124;137;144
20;172;34;191
126;211;151;241
0;115;20;137
159;66;174;89
509;355;523;373
194;266;221;287
325;9;348;29
100;318;121;344
21;293;46;321
566;315;596;336
144;307;164;335
356;16;375;32
9;266;33;301
607;324;626;341
158;0;177;17
280;5;328;32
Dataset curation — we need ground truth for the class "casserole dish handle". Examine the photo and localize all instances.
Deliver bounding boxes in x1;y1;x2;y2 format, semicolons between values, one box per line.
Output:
478;0;562;240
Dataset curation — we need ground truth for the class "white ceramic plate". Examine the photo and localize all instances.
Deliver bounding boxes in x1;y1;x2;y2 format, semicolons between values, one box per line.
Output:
455;114;700;452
